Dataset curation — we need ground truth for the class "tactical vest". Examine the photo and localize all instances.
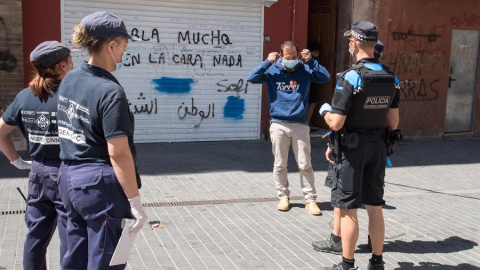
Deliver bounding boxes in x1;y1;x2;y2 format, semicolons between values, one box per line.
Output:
342;62;396;131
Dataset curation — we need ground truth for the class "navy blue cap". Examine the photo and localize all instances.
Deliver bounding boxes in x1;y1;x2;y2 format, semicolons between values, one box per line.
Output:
344;21;378;42
30;41;71;67
80;11;139;41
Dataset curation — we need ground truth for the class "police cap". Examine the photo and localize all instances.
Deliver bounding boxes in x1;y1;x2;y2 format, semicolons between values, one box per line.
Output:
30;41;71;67
80;11;139;41
344;21;378;42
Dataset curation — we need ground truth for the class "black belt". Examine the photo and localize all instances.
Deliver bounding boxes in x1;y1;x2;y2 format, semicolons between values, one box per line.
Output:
63;160;111;166
33;157;62;165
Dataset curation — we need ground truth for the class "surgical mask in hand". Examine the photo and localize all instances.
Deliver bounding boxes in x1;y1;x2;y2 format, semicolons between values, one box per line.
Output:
282;58;300;69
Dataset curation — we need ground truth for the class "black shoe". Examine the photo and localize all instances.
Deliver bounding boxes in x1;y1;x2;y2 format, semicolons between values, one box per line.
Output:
321;262;358;270
367;258;385;270
312;235;342;254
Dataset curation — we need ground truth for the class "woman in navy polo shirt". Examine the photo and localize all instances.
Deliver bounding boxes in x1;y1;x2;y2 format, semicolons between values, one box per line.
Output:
56;11;147;269
0;41;72;270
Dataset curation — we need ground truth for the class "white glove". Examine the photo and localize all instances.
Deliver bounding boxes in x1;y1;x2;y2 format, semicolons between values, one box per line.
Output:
11;157;32;170
128;195;148;233
319;103;332;118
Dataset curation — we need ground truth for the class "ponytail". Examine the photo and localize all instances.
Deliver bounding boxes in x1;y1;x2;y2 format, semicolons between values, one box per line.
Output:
29;55;69;98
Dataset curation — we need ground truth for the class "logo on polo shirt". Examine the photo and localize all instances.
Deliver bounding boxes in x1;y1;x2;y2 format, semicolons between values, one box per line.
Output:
58;127;86;144
35;114;50;130
364;96;390;109
65;104;75;122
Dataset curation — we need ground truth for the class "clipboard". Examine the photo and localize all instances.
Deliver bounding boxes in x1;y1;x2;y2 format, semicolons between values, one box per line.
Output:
109;218;138;266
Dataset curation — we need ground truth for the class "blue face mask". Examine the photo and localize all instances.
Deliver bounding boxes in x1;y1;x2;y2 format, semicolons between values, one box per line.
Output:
110;42;126;71
282;58;300;69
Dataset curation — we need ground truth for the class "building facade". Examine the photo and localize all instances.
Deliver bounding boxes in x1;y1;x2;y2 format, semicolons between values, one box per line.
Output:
0;0;478;145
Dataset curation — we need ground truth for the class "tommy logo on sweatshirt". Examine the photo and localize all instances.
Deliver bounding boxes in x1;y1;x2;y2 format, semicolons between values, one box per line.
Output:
276;80;300;91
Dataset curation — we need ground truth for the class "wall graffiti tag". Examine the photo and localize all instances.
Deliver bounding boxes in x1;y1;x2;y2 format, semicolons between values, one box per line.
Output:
387;22;446;53
451;13;480;27
121;26;249;128
385;21;449;102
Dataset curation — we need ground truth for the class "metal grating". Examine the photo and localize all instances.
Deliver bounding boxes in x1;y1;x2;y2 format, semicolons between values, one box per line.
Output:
0;196;305;215
142;195;305;208
1;210;26;215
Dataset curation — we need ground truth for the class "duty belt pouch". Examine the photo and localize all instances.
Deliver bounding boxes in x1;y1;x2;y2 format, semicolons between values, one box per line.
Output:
341;132;359;150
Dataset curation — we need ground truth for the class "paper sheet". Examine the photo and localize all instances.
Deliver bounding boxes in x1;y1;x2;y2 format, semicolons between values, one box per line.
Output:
109;218;138;266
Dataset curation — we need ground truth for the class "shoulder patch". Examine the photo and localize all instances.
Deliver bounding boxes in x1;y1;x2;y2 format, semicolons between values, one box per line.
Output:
343;70;361;89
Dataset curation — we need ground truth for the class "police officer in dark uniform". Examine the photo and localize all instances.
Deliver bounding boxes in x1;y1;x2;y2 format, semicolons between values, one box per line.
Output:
313;38;388;257
315;21;400;270
56;11;147;269
0;41;73;270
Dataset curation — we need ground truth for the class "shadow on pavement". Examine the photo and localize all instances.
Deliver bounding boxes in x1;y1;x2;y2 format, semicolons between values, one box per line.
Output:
394;262;480;270
356;236;478;254
386;182;480;201
1;137;479;178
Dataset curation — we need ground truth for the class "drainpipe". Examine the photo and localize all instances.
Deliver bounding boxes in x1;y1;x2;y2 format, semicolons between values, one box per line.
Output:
291;0;296;41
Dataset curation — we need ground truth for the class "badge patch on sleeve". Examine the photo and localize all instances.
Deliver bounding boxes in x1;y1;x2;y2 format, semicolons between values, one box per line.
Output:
364;96;390;109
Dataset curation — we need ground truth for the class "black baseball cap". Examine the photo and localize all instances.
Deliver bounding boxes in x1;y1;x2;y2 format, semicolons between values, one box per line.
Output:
30;41;71;67
344;21;378;42
80;11;139;41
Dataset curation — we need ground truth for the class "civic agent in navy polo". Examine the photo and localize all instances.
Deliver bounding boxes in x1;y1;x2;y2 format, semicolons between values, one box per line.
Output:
0;40;73;270
56;11;147;270
315;21;400;270
247;41;330;216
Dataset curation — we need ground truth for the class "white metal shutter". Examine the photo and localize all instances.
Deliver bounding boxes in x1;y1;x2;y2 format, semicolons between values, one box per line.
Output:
62;0;269;142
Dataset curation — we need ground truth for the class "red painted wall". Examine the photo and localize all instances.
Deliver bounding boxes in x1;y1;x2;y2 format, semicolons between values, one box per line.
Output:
22;0;61;86
261;0;309;137
372;0;480;136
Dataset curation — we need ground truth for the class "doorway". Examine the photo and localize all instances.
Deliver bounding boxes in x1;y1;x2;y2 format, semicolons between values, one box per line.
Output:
445;29;480;133
307;0;337;130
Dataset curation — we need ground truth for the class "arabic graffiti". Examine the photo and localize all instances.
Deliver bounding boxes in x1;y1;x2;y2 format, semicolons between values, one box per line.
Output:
129;93;158;114
177;98;215;128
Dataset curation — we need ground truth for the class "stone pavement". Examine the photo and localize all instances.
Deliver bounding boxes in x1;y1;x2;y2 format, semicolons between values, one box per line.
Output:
0;137;479;269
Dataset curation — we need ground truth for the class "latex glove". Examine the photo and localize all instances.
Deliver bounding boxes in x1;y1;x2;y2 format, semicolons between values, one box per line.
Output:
128;195;148;233
319;103;332;117
11;157;32;170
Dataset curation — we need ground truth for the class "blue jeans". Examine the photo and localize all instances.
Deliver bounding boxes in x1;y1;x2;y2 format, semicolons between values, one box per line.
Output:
24;159;67;270
58;161;132;270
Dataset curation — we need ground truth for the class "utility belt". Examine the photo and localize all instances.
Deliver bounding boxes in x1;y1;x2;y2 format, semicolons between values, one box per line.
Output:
332;131;385;151
330;130;385;163
330;129;402;162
